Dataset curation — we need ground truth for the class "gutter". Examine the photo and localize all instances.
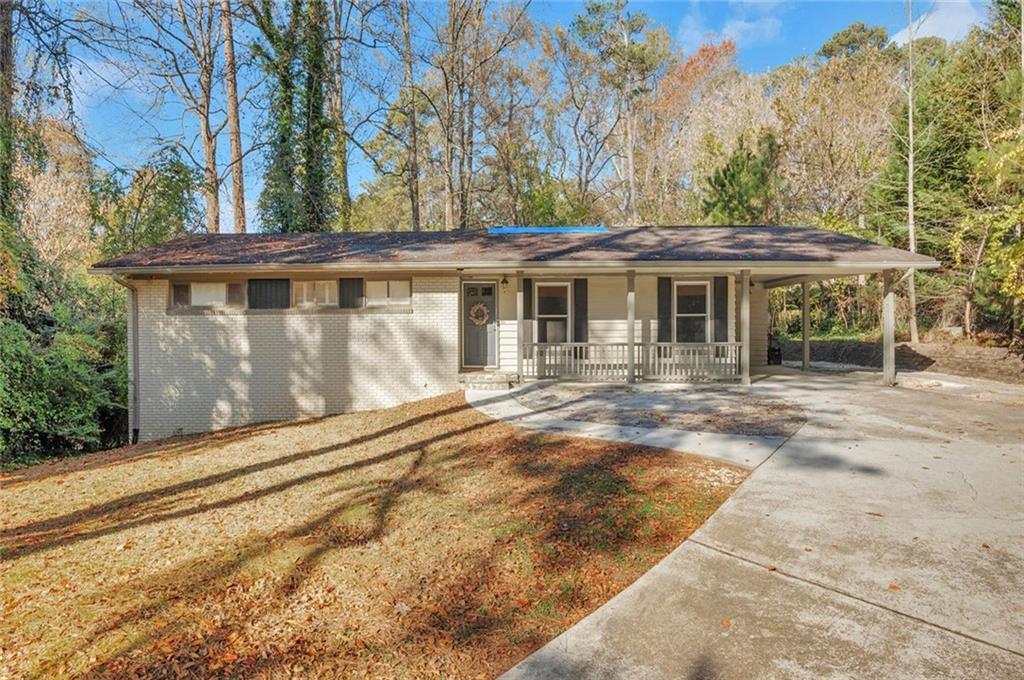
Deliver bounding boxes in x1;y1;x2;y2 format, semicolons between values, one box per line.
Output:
113;275;141;444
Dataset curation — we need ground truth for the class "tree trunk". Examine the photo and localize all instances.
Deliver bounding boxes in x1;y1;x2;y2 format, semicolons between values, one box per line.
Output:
200;117;220;234
442;1;457;231
0;0;14;222
624;99;638;225
965;226;991;337
906;0;919;343
220;0;246;234
1014;7;1023;343
330;0;351;230
401;0;420;231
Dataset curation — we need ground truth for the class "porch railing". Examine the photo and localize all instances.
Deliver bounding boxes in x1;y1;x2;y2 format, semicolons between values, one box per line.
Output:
521;342;742;382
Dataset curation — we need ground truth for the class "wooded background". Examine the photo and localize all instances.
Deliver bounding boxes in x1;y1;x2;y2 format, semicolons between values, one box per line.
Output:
0;0;1021;466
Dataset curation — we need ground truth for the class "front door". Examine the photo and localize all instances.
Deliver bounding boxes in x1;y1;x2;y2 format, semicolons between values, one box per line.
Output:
463;283;497;367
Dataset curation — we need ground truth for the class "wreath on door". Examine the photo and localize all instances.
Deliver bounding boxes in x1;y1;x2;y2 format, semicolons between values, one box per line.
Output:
468;302;490;326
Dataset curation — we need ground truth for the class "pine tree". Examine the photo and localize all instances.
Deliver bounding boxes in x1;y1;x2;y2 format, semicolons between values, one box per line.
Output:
702;133;782;225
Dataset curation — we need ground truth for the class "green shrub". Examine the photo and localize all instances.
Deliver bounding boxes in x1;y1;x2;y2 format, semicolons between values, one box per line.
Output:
0;319;124;468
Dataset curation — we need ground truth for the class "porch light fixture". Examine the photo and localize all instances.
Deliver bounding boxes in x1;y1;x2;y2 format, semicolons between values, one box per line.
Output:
500;275;509;291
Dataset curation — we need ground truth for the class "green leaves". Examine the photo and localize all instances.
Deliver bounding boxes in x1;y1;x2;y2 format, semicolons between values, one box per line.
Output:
702;133;783;225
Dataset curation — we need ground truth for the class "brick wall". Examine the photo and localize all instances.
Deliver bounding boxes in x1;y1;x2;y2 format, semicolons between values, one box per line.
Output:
131;276;460;441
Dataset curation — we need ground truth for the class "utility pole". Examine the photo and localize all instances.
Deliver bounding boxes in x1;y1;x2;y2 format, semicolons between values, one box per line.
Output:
906;0;920;343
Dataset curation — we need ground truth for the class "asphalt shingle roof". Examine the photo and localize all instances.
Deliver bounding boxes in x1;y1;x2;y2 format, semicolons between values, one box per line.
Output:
92;226;938;271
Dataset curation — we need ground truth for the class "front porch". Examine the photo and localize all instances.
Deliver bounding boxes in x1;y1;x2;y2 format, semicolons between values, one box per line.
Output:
462;266;903;387
460;269;762;385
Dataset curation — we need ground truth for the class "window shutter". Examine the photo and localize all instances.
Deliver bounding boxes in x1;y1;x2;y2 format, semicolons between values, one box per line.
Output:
523;278;533;319
713;276;728;342
573;278;588;343
339;278;364;308
248;279;290;309
657;277;672;342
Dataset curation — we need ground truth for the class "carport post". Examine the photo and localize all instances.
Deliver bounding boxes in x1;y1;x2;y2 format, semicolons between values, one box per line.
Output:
801;282;810;371
740;269;751;386
516;270;524;379
882;269;896;385
626;270;636;383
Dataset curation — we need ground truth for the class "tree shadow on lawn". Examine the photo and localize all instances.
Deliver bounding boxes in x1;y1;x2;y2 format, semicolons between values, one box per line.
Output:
1;400;487;559
10;395;743;679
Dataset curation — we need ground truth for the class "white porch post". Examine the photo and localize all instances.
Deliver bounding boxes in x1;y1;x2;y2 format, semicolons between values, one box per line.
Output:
516;270;524;379
626;270;636;383
801;281;810;371
740;269;751;386
882;269;896;385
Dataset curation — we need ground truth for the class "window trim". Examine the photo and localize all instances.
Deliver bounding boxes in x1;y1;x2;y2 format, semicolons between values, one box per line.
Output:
534;281;572;344
673;280;711;343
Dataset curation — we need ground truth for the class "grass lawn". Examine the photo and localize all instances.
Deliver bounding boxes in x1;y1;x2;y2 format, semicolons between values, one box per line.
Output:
1;393;746;679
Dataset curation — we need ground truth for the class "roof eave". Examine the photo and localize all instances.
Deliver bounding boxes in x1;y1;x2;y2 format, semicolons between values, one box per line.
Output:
89;257;941;277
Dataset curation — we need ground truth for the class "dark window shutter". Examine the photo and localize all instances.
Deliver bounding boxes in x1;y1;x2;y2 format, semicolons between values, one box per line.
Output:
339;278;364;308
657;277;672;342
247;279;290;309
523;278;534;319
573;278;588;343
713;276;728;342
172;283;190;308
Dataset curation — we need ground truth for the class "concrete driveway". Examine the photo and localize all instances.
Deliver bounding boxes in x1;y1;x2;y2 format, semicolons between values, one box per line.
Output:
477;369;1024;678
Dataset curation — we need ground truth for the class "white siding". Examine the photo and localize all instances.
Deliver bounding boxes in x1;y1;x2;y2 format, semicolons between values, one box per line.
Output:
735;280;770;367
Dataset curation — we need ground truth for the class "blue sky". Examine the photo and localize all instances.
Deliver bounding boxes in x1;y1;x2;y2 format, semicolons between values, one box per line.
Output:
73;1;987;231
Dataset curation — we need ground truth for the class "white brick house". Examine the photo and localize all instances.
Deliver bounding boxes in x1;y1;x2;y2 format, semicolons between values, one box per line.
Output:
93;226;937;442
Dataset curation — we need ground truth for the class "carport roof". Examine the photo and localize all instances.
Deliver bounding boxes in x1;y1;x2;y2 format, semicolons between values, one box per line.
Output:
91;226;939;274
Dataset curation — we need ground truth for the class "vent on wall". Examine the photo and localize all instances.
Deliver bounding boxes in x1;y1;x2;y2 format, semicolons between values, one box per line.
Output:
487;226;607;235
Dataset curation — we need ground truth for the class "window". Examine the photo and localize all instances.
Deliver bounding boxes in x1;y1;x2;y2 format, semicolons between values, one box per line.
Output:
170;282;244;310
675;282;709;342
293;280;338;307
536;283;569;343
248;279;290;309
190;282;227;307
365;279;411;307
171;283;190;308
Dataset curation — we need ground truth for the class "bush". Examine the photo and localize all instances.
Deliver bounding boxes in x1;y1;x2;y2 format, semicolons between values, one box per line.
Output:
0;318;124;468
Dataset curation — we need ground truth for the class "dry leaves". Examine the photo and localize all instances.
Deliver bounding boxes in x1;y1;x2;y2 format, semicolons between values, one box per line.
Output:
2;392;746;679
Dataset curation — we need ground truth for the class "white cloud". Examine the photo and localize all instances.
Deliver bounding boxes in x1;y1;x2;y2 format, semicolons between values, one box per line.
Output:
890;1;984;45
678;0;783;53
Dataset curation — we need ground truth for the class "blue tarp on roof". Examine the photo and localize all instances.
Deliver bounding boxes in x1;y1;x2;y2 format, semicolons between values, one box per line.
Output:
486;225;607;235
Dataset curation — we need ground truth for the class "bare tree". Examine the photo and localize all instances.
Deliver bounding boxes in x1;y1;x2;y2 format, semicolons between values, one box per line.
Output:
111;0;228;234
220;0;246;233
416;0;529;230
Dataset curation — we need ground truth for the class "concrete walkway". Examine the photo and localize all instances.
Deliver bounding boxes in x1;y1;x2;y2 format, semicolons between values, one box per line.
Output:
465;387;786;469
483;369;1024;679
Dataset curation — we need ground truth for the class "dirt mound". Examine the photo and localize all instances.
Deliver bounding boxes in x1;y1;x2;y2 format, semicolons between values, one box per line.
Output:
778;339;1024;385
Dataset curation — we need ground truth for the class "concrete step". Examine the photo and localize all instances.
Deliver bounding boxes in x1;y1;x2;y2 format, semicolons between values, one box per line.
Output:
458;371;520;391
